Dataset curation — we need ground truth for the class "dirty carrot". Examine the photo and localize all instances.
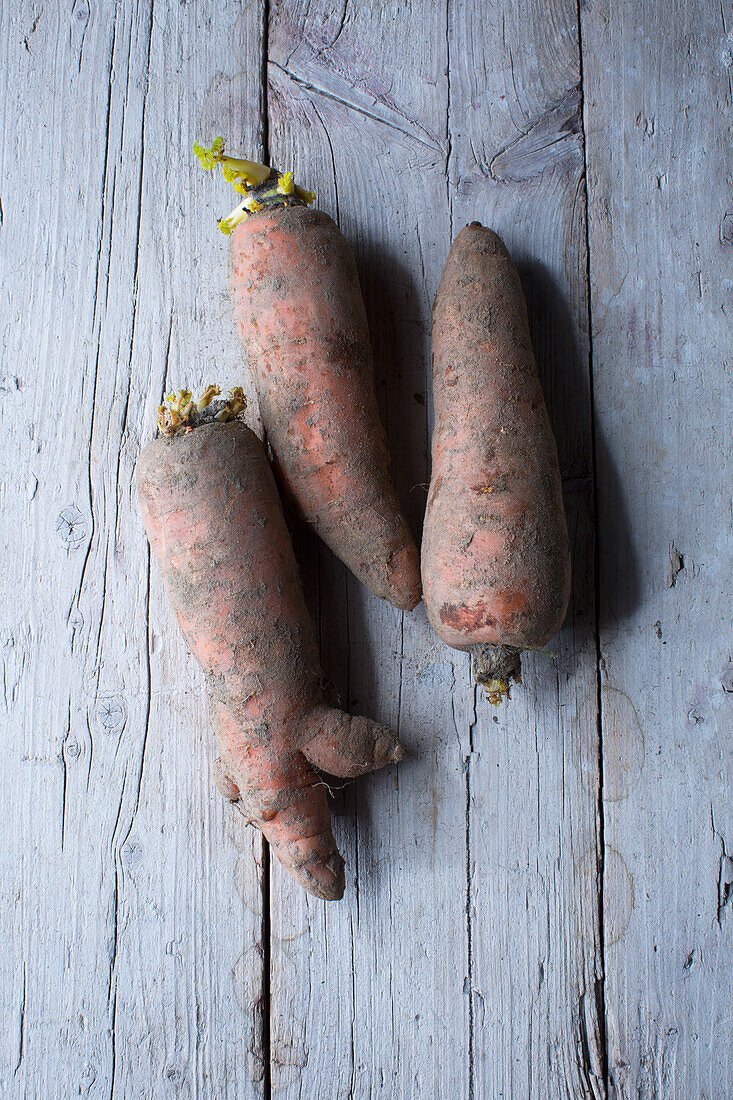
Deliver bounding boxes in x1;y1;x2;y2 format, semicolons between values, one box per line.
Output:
137;387;405;900
195;138;422;611
421;225;571;701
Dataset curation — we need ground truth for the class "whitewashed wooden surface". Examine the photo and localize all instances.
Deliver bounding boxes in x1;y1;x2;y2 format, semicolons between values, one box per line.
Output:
0;1;730;1097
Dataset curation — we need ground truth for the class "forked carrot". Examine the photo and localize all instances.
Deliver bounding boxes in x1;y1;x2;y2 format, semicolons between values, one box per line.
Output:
137;387;405;899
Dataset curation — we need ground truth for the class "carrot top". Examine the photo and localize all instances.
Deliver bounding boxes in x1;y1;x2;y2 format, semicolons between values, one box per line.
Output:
157;385;247;437
194;137;316;236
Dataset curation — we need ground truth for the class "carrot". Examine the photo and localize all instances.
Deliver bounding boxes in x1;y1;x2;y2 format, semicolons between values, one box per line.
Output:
194;139;422;612
421;225;571;701
137;387;405;900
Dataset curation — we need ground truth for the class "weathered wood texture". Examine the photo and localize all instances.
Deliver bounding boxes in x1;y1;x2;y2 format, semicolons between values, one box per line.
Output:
583;2;733;1097
1;0;730;1096
0;2;267;1097
266;2;603;1098
266;3;470;1094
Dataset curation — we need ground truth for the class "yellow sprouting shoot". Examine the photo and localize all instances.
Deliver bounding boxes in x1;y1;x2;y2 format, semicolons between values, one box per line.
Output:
483;678;511;705
194;137;271;187
158;405;178;435
192;137;224;169
218;193;265;235
214;387;247;421
157;385;247;436
229;385;246;410
196;384;220;412
295;185;316;205
157;389;194;434
277;171;295;195
217;203;247;236
172;389;193;416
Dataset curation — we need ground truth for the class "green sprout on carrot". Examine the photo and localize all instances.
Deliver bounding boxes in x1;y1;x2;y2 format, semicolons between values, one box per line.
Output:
193;137;272;187
196;384;221;412
483;677;514;706
276;171;295;195
218;194;264;237
194;137;315;235
158;385;247;437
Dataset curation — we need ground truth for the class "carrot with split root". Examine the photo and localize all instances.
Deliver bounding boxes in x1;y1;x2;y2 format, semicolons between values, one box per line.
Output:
195;138;422;612
137;387;405;900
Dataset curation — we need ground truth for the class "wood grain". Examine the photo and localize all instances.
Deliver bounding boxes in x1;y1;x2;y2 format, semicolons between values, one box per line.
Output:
447;5;605;1094
266;4;471;1095
583;2;733;1096
2;0;730;1095
266;2;602;1096
0;2;266;1096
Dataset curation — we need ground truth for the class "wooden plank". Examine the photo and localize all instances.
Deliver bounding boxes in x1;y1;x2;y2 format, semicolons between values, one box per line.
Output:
266;1;603;1096
265;3;472;1096
8;0;728;1094
447;3;604;1097
582;2;733;1097
0;2;266;1096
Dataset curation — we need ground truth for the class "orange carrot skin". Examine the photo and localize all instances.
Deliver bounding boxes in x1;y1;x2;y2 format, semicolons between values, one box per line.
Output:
137;422;403;900
422;224;571;654
229;206;421;611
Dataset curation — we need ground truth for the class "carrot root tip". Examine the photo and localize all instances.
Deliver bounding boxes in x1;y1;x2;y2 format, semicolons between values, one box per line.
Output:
390;741;407;764
471;643;522;703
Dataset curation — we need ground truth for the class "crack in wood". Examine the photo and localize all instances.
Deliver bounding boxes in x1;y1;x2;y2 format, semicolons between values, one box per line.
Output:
489;85;583;184
576;1;609;1092
14;963;26;1076
712;806;733;925
268;59;444;153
